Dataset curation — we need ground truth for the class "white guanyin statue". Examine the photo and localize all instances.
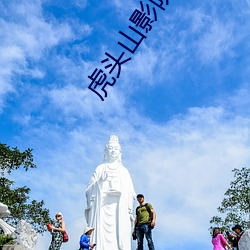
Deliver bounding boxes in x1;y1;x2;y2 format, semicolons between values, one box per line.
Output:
85;135;136;250
0;202;38;250
0;202;15;235
238;228;250;250
13;220;38;250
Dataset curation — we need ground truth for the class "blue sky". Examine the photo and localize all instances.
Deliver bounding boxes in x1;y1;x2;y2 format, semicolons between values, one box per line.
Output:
1;0;250;249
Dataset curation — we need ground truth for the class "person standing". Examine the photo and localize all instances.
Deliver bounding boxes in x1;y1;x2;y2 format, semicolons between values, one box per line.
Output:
49;212;66;250
211;227;232;250
133;194;156;250
231;225;244;250
79;227;96;250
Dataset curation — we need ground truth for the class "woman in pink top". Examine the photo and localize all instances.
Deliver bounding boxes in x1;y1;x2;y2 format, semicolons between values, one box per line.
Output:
212;227;232;250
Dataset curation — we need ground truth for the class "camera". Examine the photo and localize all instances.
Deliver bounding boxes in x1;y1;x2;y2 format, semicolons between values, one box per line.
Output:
132;231;137;240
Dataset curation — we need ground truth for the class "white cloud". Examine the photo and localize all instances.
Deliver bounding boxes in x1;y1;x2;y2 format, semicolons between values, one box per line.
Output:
111;0;138;16
124;46;159;87
196;20;235;63
188;8;210;33
219;83;250;115
0;1;75;111
48;84;126;120
1;2;73;58
73;0;87;9
156;5;245;68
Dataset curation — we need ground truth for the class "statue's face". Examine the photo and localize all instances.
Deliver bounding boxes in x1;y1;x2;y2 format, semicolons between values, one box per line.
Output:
107;142;121;160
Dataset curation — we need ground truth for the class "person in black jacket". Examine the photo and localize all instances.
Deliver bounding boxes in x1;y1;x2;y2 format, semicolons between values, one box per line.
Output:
228;225;244;250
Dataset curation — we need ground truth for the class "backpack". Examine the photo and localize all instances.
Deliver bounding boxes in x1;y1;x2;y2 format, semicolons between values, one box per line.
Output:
136;203;154;229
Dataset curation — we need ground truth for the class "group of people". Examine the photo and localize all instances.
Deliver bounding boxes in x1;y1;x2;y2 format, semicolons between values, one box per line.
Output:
212;224;245;250
48;207;247;250
47;212;96;250
48;193;156;250
81;193;156;250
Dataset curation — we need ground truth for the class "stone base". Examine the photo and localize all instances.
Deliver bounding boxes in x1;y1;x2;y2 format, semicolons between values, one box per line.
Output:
2;245;26;250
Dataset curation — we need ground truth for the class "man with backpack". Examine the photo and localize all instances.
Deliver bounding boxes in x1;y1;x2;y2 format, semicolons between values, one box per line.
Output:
132;194;156;250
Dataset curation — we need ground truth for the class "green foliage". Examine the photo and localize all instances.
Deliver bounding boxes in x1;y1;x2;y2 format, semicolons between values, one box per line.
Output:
210;167;250;232
0;143;52;233
0;144;36;175
0;234;14;246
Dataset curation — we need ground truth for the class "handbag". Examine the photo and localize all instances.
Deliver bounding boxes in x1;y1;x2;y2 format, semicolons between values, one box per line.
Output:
62;231;69;242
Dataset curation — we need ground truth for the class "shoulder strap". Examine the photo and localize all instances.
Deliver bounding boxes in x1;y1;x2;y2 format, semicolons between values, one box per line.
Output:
59;221;63;228
136;206;140;215
136;203;151;215
145;203;151;215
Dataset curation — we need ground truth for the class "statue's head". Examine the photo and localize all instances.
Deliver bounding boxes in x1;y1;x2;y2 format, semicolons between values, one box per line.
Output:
104;135;122;163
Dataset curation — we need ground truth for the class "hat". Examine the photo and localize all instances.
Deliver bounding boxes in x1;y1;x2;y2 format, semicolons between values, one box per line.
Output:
136;194;144;198
84;227;94;234
55;212;63;218
232;225;243;231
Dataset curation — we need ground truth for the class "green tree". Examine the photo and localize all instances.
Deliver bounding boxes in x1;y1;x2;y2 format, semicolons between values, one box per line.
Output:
210;167;250;232
0;143;52;233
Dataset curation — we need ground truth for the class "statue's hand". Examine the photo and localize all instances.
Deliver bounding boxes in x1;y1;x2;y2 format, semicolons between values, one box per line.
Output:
86;195;95;209
129;213;135;222
101;171;108;181
88;201;93;208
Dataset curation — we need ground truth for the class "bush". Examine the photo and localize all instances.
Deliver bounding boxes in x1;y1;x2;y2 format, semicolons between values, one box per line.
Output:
0;234;14;247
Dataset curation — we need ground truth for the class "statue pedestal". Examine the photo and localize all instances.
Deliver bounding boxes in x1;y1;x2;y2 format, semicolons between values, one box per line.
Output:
1;245;26;250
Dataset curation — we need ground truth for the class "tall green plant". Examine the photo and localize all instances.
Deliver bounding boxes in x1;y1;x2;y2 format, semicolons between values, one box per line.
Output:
0;143;52;233
210;167;250;232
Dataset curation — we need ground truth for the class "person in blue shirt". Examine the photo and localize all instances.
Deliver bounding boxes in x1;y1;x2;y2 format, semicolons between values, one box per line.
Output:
79;227;96;250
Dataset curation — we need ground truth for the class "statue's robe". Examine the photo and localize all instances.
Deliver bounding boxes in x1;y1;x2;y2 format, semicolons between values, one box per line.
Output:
239;229;250;250
85;163;136;250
